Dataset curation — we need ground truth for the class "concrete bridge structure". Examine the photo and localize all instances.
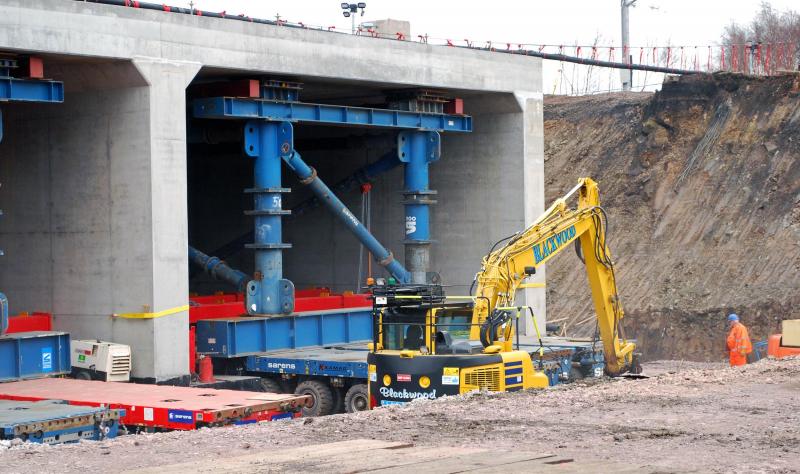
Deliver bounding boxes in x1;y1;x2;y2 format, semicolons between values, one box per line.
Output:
0;0;544;381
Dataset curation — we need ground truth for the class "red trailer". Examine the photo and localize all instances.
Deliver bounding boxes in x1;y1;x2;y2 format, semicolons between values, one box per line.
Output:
0;378;309;431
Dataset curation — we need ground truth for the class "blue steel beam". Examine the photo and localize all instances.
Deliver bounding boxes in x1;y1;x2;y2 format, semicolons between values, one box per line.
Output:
0;78;64;103
279;147;412;284
0;78;64;144
193;97;472;133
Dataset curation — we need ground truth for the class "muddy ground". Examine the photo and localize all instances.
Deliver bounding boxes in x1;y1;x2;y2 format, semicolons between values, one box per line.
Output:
1;358;798;473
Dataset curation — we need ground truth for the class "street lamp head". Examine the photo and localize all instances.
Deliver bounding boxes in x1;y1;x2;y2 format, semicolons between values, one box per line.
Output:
343;11;351;17
341;3;349;9
357;2;366;8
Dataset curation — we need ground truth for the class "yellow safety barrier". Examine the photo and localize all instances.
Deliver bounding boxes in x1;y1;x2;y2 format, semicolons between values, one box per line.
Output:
113;305;190;320
391;295;475;300
518;283;546;289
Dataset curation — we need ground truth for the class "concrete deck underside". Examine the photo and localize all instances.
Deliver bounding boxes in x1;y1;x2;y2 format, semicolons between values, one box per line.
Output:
0;0;544;381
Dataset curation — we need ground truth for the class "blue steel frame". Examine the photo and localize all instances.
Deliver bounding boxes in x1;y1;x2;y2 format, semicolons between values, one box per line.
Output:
0;78;64;103
245;354;368;379
193;94;472;314
0;77;65;144
0;332;71;382
195;308;373;357
193;97;472;133
0;400;124;444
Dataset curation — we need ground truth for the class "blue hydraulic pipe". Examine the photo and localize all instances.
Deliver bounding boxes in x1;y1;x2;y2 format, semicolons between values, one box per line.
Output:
200;151;401;263
292;150;400;219
245;122;294;315
399;131;441;284
188;246;248;292
0;292;7;335
281;150;412;284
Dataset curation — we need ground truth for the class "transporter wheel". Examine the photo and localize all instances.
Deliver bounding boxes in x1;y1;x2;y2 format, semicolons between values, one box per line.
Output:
331;386;345;414
294;380;334;417
259;377;282;393
73;370;92;381
344;384;369;413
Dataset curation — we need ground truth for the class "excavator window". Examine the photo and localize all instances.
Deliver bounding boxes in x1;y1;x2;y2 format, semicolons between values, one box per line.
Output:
381;308;426;351
403;325;424;350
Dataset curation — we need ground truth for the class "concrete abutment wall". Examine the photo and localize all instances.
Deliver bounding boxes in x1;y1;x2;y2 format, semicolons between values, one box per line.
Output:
0;58;197;381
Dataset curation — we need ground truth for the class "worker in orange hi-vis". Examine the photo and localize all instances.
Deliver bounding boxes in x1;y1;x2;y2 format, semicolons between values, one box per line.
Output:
726;313;752;367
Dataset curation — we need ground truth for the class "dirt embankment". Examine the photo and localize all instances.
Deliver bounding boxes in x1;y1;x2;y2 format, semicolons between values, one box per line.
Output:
543;73;800;361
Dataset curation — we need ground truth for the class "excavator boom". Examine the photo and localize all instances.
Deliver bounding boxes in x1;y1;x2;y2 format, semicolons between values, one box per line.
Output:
471;178;636;375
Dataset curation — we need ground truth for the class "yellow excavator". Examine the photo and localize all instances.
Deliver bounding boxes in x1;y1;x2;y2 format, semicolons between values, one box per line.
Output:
367;178;639;407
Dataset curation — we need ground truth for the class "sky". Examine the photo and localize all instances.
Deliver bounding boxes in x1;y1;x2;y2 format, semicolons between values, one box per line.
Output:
182;0;798;93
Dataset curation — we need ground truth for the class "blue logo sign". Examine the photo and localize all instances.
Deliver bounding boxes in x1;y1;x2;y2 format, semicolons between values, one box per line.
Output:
533;225;577;263
167;409;195;425
41;347;53;372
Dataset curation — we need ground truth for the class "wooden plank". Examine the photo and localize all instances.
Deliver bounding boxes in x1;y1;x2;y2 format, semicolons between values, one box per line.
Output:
470;458;655;474
292;444;484;473
129;439;407;474
374;451;557;474
134;439;650;474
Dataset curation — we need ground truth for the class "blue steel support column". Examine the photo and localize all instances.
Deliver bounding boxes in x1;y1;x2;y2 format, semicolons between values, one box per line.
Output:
281;150;412;284
243;121;295;315
399;131;441;284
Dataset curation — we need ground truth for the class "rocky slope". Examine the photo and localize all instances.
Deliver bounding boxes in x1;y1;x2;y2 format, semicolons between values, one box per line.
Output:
543;73;800;360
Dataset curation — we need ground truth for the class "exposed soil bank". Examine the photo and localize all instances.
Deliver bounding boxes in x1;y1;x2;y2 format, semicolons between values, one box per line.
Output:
543;73;800;360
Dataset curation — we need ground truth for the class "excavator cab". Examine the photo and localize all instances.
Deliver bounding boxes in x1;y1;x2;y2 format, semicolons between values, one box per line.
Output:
367;284;549;408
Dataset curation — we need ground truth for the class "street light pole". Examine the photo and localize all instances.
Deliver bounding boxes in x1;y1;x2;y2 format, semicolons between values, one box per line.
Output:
620;0;636;91
341;2;366;34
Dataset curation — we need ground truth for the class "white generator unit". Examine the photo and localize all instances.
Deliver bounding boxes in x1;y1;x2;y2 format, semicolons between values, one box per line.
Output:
70;340;132;382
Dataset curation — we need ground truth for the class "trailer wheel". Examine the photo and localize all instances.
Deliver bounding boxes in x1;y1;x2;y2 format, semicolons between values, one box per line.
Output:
73;370;92;381
331;386;345;414
294;380;334;417
344;384;369;413
259;377;282;393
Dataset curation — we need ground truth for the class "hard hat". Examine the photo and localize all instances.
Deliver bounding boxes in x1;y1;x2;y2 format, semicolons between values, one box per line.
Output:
727;313;739;322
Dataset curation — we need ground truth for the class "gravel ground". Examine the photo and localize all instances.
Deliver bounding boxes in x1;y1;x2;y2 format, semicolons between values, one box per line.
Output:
1;358;799;473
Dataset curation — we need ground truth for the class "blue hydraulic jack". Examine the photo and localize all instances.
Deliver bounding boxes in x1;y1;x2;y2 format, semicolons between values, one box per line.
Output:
242;121;296;315
399;131;440;284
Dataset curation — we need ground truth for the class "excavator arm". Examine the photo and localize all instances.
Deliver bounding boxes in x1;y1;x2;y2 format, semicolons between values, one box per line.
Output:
470;178;636;376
